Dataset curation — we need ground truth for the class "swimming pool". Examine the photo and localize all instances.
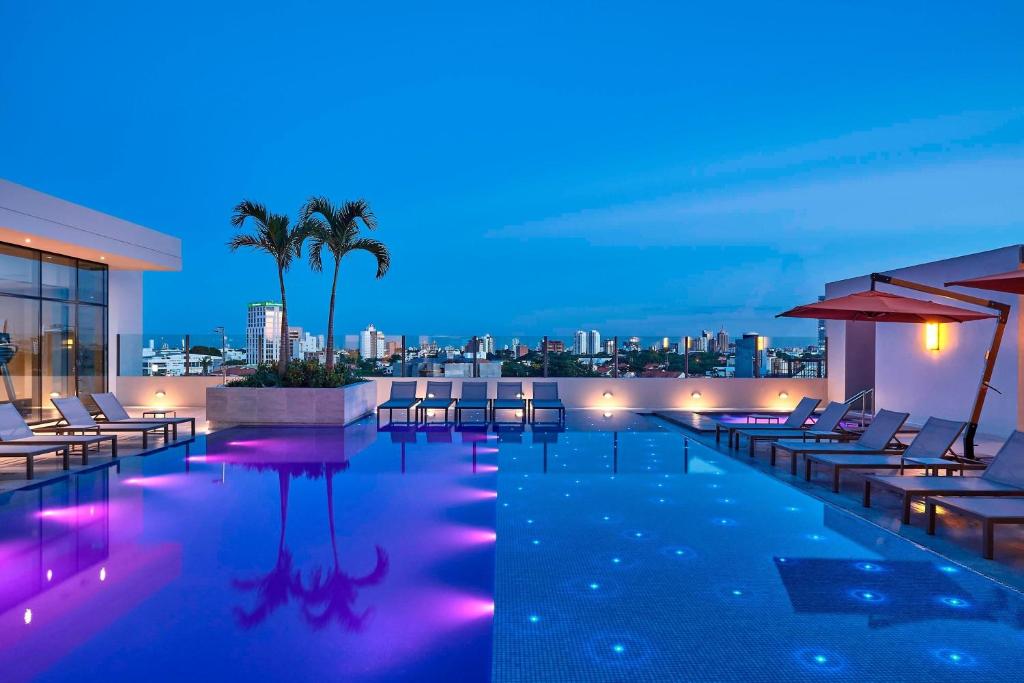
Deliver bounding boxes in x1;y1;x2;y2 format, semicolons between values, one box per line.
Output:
2;416;1023;681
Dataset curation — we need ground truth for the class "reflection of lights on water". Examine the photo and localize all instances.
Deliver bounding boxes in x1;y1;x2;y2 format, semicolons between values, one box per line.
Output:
46;569;53;582
24;608;32;625
938;565;959;574
99;567;107;582
940;596;970;608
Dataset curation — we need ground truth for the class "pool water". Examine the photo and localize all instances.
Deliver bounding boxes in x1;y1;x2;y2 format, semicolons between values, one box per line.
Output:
2;417;1023;682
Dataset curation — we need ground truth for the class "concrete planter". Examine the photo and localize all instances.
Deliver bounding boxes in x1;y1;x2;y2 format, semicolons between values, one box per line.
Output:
206;381;376;428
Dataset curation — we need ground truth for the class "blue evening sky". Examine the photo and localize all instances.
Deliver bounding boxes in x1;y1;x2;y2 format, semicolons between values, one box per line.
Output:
2;2;1023;341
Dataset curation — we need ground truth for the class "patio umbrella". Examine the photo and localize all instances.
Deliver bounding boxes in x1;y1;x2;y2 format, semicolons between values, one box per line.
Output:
777;289;997;324
946;269;1024;295
777;273;1010;460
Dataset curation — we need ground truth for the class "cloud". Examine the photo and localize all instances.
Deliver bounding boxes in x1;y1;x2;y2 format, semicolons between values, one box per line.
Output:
485;154;1024;249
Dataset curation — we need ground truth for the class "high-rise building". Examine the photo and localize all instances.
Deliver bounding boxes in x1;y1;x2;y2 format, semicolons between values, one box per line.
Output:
247;301;283;365
515;344;529;358
481;333;495;355
359;324;386;359
716;327;730;354
588;330;601;355
604;339;616;355
626;336;641;351
573;329;588;355
543;339;565;353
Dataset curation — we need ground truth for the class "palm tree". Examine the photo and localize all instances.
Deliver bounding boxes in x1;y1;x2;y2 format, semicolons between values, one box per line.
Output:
300;197;389;371
229;200;305;377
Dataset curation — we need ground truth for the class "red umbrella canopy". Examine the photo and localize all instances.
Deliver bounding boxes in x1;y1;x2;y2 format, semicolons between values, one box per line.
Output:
777;290;996;323
946;269;1024;295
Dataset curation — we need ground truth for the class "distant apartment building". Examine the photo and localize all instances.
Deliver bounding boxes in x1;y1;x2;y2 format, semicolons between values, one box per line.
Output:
481;333;495;355
603;339;616;355
716;327;730;354
573;329;588;355
247;301;283;365
543;339;565;353
816;295;827;350
359;324;386;359
625;336;641;351
515;344;529;358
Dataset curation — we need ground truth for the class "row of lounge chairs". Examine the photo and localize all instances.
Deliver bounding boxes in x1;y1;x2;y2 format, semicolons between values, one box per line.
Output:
378;381;565;427
718;396;1024;559
0;393;195;479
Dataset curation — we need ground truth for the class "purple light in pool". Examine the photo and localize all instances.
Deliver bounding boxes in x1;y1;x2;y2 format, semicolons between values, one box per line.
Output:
475;464;499;473
452;486;498;502
121;474;181;488
448;526;497;545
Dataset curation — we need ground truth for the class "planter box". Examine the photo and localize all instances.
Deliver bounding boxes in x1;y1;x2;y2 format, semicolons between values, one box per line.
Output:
206;381;376;427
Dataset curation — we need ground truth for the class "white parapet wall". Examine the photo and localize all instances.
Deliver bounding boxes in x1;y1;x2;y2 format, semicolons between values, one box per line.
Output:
112;375;829;414
367;377;828;412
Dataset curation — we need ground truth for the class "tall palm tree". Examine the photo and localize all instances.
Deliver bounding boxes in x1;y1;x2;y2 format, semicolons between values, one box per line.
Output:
300;197;389;371
229;200;305;377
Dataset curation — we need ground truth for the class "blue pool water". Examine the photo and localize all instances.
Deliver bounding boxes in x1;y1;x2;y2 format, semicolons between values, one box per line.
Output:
2;416;1024;682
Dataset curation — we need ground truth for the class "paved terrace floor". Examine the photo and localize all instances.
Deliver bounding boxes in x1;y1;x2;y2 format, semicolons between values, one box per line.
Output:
653;411;1024;593
0;409;206;494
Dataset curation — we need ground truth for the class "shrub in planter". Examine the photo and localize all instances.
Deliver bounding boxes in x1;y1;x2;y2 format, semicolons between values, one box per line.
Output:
227;360;363;388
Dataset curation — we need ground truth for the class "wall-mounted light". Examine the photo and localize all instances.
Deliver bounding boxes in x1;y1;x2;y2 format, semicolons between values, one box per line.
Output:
602;391;613;399
154;391;166;398
24;238;31;244
516;392;523;399
603;411;613;418
515;410;523;418
778;391;789;399
691;391;702;400
49;392;60;398
426;409;436;418
427;392;435;398
925;322;940;351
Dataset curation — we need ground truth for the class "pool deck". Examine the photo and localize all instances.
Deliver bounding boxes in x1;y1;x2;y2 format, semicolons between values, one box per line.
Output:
651;414;1024;593
0;408;206;493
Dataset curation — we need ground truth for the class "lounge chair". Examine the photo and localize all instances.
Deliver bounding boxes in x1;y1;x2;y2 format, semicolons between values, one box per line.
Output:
376;381;420;428
0;402;116;463
926;496;1024;559
771;409;909;475
864;430;1024;523
530;382;565;423
91;393;195;439
0;443;71;479
804;417;971;493
44;397;169;448
416;381;456;423
492;382;527;424
455;382;490;423
715;396;820;448
734;401;852;455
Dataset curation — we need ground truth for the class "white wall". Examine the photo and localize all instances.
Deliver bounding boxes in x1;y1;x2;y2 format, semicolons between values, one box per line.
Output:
108;270;143;395
827;245;1022;437
368;377;828;412
115;375;225;408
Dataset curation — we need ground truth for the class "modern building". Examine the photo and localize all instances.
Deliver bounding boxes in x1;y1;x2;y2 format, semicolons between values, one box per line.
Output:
816;295;827;351
542;339;565;353
716;327;730;354
359;323;385;359
246;302;283;366
573;329;588;355
0;179;181;421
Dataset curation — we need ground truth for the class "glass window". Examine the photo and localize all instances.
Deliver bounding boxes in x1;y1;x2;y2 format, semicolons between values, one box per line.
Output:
78;261;107;304
42;254;76;300
0;295;40;420
76;304;106;397
0;244;40;296
41;301;75;416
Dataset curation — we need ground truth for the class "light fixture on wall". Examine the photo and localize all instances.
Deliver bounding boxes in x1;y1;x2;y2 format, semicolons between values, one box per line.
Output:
603;411;613;418
427;392;435;398
602;391;613;399
49;392;60;398
154;391;166;398
426;409;436;418
24;238;31;244
690;391;702;400
925;322;940;351
778;391;789;399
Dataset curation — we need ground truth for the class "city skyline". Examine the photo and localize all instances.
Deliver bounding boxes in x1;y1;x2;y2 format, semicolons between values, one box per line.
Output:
3;4;1021;337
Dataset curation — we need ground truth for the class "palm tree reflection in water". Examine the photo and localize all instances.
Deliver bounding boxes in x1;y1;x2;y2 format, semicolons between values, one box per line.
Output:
232;461;389;631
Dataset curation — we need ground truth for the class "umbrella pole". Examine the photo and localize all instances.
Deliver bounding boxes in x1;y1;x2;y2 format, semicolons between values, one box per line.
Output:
872;273;1011;460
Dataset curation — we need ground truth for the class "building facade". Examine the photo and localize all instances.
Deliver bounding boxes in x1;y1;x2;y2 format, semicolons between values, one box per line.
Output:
0;179;181;420
246;302;283;366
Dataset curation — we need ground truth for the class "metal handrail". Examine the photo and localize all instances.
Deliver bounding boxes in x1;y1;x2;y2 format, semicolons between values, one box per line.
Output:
843;388;875;427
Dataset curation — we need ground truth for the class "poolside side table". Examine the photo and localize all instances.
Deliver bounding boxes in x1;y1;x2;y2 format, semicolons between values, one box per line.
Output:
746;414;781;424
143;409;177;418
